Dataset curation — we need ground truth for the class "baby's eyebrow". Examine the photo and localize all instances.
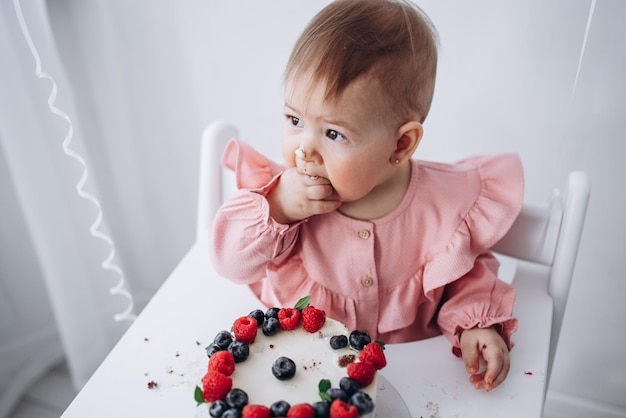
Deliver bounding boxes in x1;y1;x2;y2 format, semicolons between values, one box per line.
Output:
283;103;300;114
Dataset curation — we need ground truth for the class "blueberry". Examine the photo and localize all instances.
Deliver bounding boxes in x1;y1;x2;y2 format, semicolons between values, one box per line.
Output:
329;335;348;350
311;400;330;418
209;400;229;417
350;391;374;414
225;388;249;409
349;330;371;350
214;330;233;350
249;309;265;327
205;343;222;358
262;317;280;336
325;387;349;402
339;377;360;397
228;340;250;363
265;307;280;320
271;356;296;380
269;400;291;416
221;408;241;418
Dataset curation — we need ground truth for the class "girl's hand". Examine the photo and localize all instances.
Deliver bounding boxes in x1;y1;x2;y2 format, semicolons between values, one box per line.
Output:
459;326;510;391
267;167;341;224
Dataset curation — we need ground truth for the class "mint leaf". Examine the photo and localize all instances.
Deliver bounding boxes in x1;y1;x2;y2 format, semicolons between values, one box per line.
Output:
318;379;332;402
294;296;311;310
318;378;331;392
194;386;205;405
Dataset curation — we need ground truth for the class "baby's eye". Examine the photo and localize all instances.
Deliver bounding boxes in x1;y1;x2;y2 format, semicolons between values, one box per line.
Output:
326;129;347;142
288;116;303;127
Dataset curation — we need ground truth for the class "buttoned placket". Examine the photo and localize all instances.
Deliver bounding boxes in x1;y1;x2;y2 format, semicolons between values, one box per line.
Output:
352;221;379;335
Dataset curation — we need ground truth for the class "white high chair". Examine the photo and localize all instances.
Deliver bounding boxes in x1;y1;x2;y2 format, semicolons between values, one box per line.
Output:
490;168;590;402
196;121;591;414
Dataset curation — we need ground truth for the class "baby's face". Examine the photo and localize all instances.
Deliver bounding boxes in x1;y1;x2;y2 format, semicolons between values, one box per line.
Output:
282;74;400;204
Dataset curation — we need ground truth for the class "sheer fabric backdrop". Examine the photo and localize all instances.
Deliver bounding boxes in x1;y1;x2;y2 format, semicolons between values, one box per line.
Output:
0;0;201;398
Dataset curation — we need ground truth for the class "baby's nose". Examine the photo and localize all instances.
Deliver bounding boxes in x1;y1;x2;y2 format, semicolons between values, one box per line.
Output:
295;145;306;160
295;142;322;165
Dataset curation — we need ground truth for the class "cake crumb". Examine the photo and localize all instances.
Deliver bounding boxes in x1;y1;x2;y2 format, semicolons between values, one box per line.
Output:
425;401;440;418
338;354;355;367
147;380;158;389
269;344;275;349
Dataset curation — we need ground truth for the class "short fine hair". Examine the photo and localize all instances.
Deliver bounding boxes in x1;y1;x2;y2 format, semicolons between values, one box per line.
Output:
285;0;439;123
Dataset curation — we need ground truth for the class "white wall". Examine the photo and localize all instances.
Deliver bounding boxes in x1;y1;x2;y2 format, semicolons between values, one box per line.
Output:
179;1;626;416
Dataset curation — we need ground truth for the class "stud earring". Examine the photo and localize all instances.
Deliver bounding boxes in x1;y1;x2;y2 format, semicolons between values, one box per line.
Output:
295;146;306;160
394;158;400;165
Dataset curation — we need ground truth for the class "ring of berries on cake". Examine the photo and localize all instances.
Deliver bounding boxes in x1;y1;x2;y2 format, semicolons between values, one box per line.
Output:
194;296;387;418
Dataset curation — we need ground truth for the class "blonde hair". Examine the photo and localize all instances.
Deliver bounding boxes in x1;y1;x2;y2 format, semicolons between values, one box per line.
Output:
285;0;438;123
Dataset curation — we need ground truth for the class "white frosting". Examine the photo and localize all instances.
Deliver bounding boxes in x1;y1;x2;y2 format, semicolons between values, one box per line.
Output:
210;317;376;417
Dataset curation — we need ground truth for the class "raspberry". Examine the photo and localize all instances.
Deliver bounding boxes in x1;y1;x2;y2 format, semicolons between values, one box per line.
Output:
234;316;258;344
208;350;235;376
278;308;301;331
358;341;387;370
201;370;232;402
242;404;271;418
329;399;359;418
301;305;326;333
346;361;376;387
286;403;316;418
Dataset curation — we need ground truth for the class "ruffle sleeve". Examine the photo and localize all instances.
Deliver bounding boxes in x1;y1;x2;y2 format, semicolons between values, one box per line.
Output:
422;153;524;299
221;138;285;191
423;153;523;350
374;153;523;345
209;139;300;284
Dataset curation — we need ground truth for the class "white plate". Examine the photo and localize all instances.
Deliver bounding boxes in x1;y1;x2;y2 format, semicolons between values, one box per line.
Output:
376;373;411;417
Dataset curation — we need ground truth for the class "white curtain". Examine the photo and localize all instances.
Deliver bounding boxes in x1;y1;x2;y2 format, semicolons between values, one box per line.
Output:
0;0;204;399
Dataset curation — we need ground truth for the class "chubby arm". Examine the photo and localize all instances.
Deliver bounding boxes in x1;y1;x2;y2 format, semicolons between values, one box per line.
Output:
209;184;300;283
437;252;518;391
209;167;340;282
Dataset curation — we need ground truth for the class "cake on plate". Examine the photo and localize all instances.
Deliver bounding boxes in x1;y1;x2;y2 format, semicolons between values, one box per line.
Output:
194;296;386;418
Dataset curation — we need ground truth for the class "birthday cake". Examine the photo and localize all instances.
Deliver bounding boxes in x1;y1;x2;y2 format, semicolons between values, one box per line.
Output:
195;297;386;417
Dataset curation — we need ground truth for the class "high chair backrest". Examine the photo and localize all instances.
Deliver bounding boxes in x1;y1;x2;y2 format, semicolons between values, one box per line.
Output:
196;121;238;241
491;170;590;392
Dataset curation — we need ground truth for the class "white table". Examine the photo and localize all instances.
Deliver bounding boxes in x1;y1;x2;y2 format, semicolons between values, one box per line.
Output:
62;241;550;418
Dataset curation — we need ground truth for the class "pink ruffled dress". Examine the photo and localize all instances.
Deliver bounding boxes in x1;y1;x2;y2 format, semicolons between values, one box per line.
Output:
209;139;524;353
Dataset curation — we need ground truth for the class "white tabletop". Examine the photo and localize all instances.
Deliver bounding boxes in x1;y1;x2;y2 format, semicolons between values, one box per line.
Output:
62;241;550;418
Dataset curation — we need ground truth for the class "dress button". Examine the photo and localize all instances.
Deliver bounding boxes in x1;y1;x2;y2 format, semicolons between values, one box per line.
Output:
361;276;373;287
358;230;370;240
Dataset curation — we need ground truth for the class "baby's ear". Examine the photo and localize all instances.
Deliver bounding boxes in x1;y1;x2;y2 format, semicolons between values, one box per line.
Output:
392;121;423;163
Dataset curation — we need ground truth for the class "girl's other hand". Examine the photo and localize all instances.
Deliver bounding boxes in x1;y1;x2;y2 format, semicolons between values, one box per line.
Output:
267;167;341;224
459;326;510;392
